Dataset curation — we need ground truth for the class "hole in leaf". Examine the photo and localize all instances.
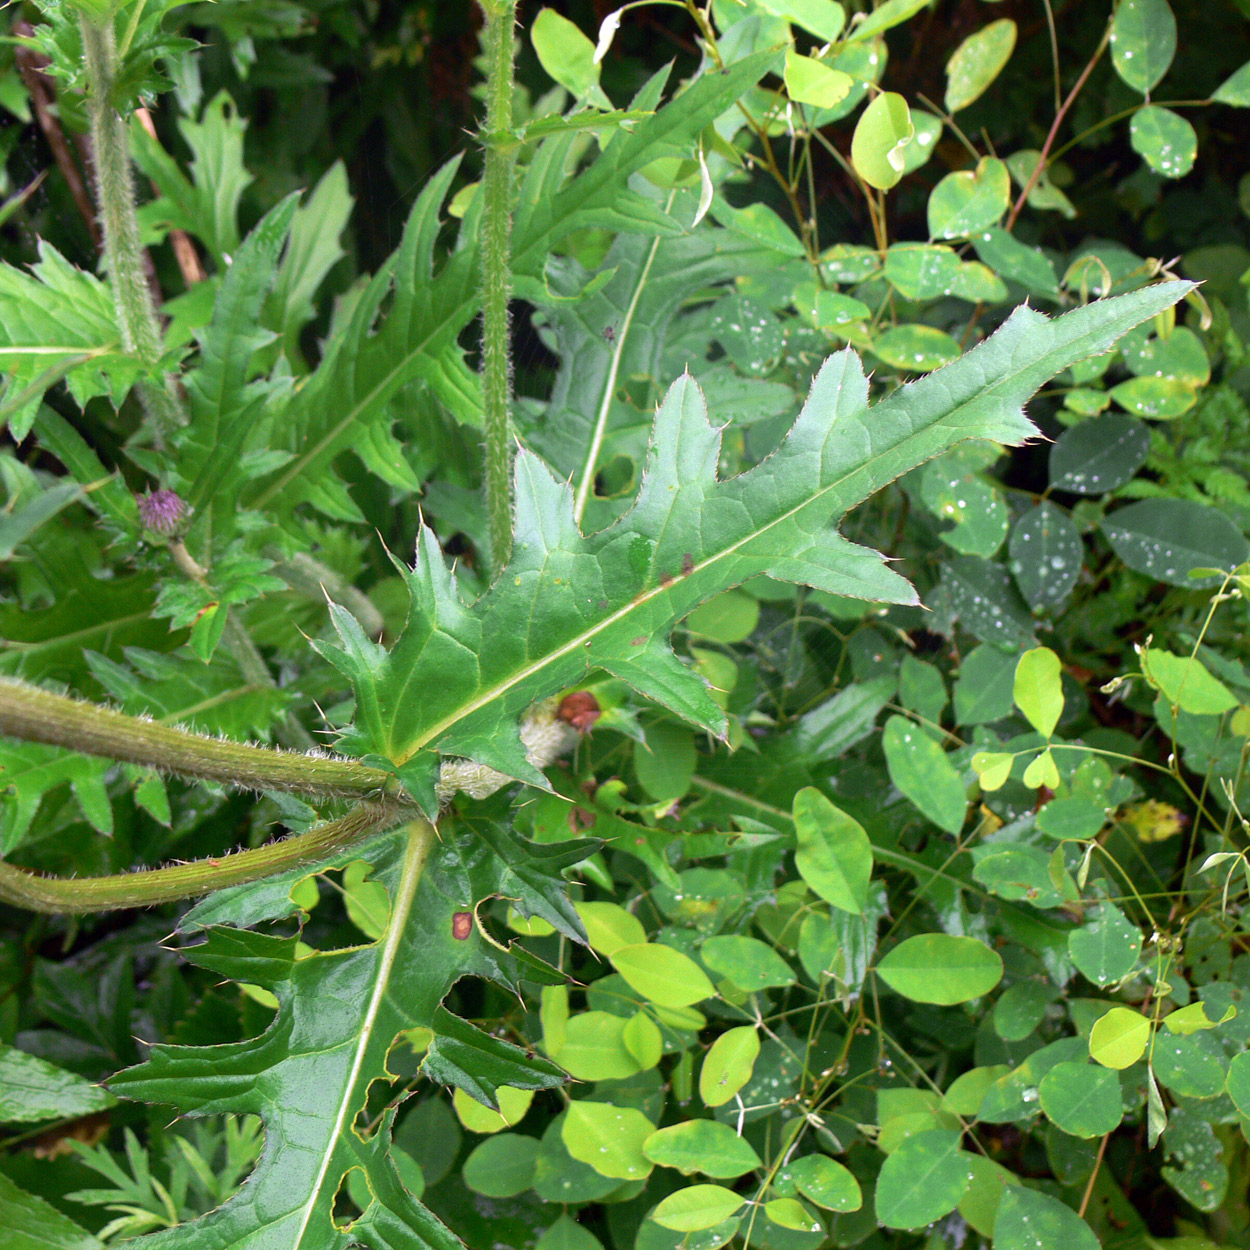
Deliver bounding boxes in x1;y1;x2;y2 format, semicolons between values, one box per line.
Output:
594;454;636;500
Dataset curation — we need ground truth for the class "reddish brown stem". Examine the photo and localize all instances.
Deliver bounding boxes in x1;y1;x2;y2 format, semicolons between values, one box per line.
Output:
136;107;206;287
14;26;101;249
1005;21;1112;232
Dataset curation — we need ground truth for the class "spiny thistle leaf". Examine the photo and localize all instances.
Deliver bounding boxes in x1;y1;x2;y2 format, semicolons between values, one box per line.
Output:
108;823;573;1250
319;284;1191;816
247;52;777;523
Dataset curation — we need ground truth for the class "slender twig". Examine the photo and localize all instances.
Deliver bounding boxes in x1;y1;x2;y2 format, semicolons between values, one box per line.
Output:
13;27;101;248
0;801;417;914
1005;19;1112;232
0;680;396;800
135;107;206;287
479;0;518;574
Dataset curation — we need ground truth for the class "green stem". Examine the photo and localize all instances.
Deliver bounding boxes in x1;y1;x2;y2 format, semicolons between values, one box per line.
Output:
273;550;387;640
479;0;517;574
79;15;183;434
169;540;317;751
0;679;395;800
0;801;419;914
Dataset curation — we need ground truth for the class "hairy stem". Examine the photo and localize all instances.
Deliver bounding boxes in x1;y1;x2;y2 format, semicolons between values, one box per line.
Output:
0;680;395;799
79;15;184;434
479;0;517;574
0;800;417;914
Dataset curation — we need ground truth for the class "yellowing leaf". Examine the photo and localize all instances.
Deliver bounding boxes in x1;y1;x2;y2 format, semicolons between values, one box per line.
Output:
611;942;715;1007
784;49;854;108
851;92;914;190
1013;647;1064;737
1089;1006;1151;1069
945;20;1017;113
700;1026;760;1107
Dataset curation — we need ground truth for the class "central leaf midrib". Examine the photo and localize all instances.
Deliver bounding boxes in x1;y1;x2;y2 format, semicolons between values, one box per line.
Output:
289;822;431;1246
392;355;1045;765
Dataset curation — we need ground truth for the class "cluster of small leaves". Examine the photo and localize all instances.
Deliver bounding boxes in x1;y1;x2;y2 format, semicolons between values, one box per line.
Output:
2;3;1250;1250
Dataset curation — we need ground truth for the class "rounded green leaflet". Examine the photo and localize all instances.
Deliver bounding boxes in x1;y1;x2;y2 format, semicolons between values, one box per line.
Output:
534;1114;628;1204
1069;902;1141;987
562;1101;655;1180
1009;504;1082;611
1013;648;1064;738
1111;0;1177;94
786;1154;862;1212
1152;1032;1227;1099
792;285;871;331
881;716;967;834
463;1133;541;1198
972;845;1063;909
959;1154;1018;1236
454;1085;533;1134
536;1214;604;1250
764;1198;821;1232
944;19;1017;112
1037;796;1108;841
531;9;606;103
1227;1050;1250;1116
993;981;1058;1042
941;554;1036;648
784;49;853;109
1140;649;1237;716
850;92;914;190
928;156;1010;239
699;1026;760;1107
955;645;1017;726
993;1185;1100;1250
611;942;715;1008
700;935;796;992
1089;1006;1151;1069
651;1185;745;1232
1122;325;1209;385
642;1119;762;1178
635;721;696;802
576;901;646;956
871;325;960;372
792;787;873;916
973;226;1060;299
636;1216;739;1250
1109;375;1197;419
685;590;759;644
556;1011;642;1081
623;1011;664;1069
943;1065;1011;1116
874;1130;972;1229
1038;1061;1123;1138
876;934;1003;1005
1102;499;1250;589
1213;59;1250;105
757;0;846;41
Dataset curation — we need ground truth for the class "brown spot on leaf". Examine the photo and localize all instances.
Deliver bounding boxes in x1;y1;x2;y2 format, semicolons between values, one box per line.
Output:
452;911;473;940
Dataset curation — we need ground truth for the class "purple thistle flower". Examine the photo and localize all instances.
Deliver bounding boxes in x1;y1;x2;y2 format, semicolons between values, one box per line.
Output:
138;489;187;536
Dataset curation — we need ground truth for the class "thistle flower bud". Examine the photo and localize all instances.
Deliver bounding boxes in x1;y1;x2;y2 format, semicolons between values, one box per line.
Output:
138;489;187;536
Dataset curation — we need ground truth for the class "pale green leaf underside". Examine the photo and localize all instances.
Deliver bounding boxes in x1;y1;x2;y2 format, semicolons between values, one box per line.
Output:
322;284;1191;811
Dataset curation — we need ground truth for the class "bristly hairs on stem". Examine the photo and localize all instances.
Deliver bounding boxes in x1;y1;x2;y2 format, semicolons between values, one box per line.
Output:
479;0;518;575
79;13;185;437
